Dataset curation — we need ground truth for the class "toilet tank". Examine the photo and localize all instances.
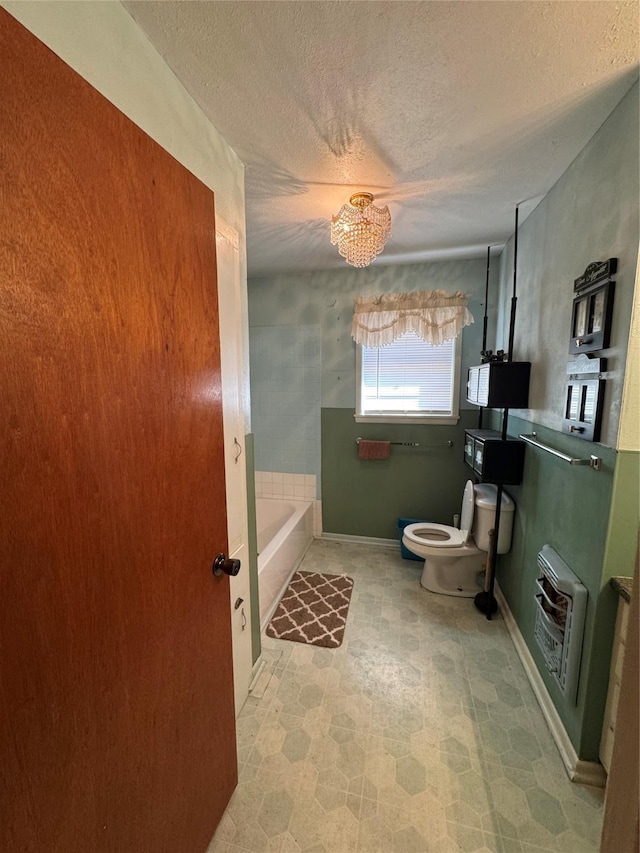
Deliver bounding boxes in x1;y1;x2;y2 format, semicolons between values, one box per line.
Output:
472;484;515;553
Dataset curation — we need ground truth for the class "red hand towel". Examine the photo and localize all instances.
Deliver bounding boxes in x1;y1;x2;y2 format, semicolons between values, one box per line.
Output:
358;440;391;460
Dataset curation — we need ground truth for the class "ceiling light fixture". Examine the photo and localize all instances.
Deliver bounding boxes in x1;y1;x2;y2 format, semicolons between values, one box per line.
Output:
331;192;391;268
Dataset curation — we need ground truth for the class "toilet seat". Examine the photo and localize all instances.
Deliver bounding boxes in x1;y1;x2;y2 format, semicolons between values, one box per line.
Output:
403;522;467;548
403;480;476;550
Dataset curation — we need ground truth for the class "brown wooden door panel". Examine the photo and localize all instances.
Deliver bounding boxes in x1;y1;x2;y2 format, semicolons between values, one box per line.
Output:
0;10;237;851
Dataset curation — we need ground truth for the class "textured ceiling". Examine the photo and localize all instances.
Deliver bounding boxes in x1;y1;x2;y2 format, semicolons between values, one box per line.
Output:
124;1;639;276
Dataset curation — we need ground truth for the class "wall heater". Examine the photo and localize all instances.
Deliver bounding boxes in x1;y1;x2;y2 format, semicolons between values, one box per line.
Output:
534;544;587;704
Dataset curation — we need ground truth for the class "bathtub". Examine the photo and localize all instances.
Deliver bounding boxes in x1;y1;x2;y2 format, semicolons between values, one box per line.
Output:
257;498;314;629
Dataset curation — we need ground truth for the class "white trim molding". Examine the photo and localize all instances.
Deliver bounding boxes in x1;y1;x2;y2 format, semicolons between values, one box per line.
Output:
495;582;607;788
321;532;398;549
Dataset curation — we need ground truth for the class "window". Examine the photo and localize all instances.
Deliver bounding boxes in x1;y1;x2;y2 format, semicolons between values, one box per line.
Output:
355;332;461;424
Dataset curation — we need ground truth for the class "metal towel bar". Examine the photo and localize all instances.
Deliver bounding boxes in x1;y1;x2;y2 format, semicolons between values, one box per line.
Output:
518;432;601;470
356;437;453;448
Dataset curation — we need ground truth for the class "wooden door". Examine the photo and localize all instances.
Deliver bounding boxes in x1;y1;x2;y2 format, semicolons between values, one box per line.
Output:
0;11;237;852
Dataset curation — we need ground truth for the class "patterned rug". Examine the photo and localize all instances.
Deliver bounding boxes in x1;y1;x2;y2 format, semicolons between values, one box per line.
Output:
266;571;354;648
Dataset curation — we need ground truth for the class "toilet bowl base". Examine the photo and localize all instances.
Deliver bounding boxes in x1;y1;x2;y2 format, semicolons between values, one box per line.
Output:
420;556;485;598
420;575;481;598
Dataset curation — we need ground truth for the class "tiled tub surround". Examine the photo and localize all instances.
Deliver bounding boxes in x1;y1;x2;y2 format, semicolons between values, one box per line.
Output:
255;496;314;629
256;472;317;502
210;540;603;853
255;471;322;536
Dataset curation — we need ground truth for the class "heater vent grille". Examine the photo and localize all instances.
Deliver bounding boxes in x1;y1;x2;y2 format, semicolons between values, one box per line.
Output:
533;544;587;704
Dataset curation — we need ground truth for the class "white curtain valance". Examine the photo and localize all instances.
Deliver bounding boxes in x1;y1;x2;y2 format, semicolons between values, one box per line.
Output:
351;290;474;348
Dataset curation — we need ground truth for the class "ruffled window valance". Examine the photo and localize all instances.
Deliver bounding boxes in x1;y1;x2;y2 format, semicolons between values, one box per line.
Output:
351;290;474;348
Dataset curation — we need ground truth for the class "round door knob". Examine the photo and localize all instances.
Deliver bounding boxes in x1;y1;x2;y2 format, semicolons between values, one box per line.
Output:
212;553;241;577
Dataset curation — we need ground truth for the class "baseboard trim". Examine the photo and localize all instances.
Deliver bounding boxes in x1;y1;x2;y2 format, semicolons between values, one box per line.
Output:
495;582;607;788
248;658;267;692
320;532;399;548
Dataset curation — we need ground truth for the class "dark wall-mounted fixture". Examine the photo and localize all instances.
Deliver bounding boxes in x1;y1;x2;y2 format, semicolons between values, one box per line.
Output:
563;354;606;442
466;361;531;409
569;259;616;355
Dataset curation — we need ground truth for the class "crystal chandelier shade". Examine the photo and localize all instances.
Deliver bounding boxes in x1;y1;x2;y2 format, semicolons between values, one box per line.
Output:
330;192;391;268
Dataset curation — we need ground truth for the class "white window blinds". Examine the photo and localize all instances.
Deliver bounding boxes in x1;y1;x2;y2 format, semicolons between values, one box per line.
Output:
360;332;456;415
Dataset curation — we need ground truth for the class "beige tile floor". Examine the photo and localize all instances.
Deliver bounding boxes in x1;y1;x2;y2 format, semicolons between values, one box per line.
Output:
209;540;604;853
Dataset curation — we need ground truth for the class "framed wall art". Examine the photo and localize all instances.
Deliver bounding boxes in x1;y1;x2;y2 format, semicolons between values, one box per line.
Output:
563;354;606;442
569;259;616;355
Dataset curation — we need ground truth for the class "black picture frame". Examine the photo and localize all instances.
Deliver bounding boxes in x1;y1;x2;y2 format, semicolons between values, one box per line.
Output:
569;279;615;355
563;377;604;442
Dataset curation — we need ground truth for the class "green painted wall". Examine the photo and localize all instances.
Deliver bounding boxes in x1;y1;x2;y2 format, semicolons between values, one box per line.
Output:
491;412;617;758
583;450;640;754
322;408;478;540
495;83;639;448
247;82;639;764
249;257;500;523
492;83;639;760
601;451;640;578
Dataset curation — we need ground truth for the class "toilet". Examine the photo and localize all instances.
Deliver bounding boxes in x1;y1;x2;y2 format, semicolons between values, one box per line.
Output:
402;481;515;597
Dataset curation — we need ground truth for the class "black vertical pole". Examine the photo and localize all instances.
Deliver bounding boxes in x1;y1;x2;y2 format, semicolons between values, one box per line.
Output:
478;245;491;430
507;205;519;363
482;244;491;354
475;208;519;619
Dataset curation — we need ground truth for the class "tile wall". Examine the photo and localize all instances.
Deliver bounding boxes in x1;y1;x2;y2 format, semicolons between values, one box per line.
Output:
255;471;322;536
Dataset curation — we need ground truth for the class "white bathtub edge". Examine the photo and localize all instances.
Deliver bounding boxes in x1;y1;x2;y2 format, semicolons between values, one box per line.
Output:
257;499;314;631
259;536;314;633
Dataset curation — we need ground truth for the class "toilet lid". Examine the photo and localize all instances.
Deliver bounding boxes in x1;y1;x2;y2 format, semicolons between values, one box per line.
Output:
459;480;475;544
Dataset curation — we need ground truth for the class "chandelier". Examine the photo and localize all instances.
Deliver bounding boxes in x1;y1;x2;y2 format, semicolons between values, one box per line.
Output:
330;192;391;268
